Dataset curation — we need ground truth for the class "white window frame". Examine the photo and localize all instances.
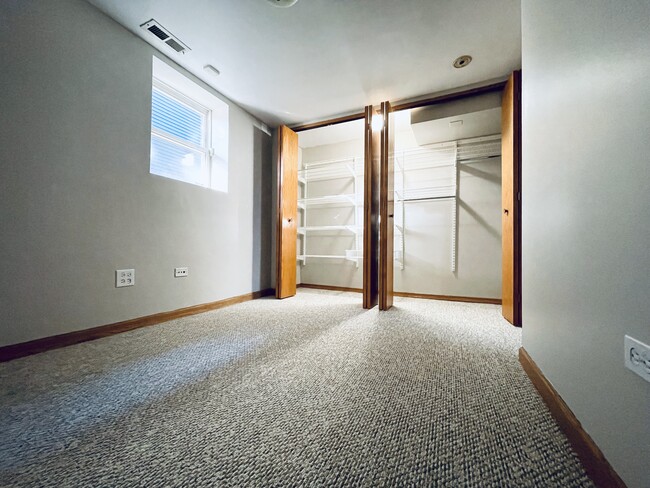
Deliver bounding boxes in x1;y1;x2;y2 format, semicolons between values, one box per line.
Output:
150;56;229;192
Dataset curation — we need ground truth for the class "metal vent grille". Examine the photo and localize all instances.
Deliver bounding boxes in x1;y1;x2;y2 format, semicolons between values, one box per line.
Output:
165;39;185;53
140;19;190;55
147;24;169;41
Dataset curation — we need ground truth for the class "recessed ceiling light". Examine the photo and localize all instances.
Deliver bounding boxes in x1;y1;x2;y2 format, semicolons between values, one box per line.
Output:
266;0;299;7
204;65;221;77
453;55;472;69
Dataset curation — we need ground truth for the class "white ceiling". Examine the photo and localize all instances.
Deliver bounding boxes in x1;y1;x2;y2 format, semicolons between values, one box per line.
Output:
85;0;521;127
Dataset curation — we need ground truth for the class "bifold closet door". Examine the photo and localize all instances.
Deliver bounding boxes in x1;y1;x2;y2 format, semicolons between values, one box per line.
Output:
363;105;379;309
379;101;395;310
501;71;522;325
275;125;299;299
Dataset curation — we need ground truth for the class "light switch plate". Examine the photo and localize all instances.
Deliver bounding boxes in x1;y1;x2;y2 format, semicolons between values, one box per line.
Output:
174;267;188;277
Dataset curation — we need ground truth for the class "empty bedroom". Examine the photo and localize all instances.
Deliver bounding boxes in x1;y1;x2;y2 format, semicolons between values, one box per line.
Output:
1;1;648;487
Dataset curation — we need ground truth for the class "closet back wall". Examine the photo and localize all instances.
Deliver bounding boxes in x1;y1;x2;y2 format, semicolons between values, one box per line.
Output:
299;139;364;289
394;123;502;299
0;0;273;347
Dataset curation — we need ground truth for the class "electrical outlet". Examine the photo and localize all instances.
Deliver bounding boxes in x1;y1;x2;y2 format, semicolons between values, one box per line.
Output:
174;267;188;278
624;335;650;383
116;269;135;288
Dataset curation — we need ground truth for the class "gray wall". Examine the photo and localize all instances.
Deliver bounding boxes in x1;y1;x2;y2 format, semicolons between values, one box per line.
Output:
0;0;273;347
521;1;650;486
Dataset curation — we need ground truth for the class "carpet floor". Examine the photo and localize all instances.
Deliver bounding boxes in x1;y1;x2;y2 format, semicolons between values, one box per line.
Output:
0;289;593;487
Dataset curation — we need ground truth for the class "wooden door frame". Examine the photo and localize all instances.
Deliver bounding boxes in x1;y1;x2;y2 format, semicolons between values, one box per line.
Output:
514;70;522;327
290;80;506;132
285;79;520;315
291;112;366;133
379;101;394;310
391;81;506;112
284;114;379;308
388;80;521;321
363;106;379;309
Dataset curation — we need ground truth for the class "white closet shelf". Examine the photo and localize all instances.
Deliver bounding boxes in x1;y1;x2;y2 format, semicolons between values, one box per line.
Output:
298;194;359;208
299;157;363;182
457;135;501;161
298;255;348;261
298;225;361;235
394;145;457;172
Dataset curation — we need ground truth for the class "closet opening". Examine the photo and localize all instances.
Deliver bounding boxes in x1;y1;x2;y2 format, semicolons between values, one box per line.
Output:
389;91;504;304
293;118;367;297
277;76;521;323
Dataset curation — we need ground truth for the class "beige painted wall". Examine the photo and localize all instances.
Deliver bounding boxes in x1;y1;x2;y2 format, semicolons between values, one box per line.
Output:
0;0;273;347
521;1;650;486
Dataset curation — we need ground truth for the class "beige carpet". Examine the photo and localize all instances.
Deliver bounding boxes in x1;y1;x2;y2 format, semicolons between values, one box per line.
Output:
0;289;593;487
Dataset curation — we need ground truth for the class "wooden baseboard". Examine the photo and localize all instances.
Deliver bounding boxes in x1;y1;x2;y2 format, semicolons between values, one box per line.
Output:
519;348;626;488
0;288;275;363
298;283;363;293
394;291;502;305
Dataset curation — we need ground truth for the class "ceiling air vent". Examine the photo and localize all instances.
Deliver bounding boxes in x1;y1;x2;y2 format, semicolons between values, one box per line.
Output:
140;19;190;55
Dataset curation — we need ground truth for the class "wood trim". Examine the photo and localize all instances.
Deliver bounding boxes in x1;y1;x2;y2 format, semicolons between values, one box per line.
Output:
363;105;379;309
394;291;501;305
378;101;394;310
0;289;275;363
299;283;363;294
513;71;522;326
289;81;506;135
290;112;366;132
275;127;284;296
391;81;507;112
519;348;626;488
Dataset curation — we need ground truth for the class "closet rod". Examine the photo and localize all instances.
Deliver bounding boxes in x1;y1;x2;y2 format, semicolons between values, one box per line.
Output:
457;155;501;163
401;195;455;203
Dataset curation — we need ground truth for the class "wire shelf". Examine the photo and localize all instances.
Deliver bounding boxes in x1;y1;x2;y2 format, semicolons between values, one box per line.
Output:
298;156;363;182
298;255;347;262
298;194;359;208
298;225;361;235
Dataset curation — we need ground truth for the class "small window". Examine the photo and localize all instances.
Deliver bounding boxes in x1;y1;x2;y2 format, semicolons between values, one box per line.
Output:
150;57;228;191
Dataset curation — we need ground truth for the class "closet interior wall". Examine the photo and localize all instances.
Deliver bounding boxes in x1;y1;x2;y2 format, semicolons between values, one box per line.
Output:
392;94;503;299
296;121;365;290
291;92;503;298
